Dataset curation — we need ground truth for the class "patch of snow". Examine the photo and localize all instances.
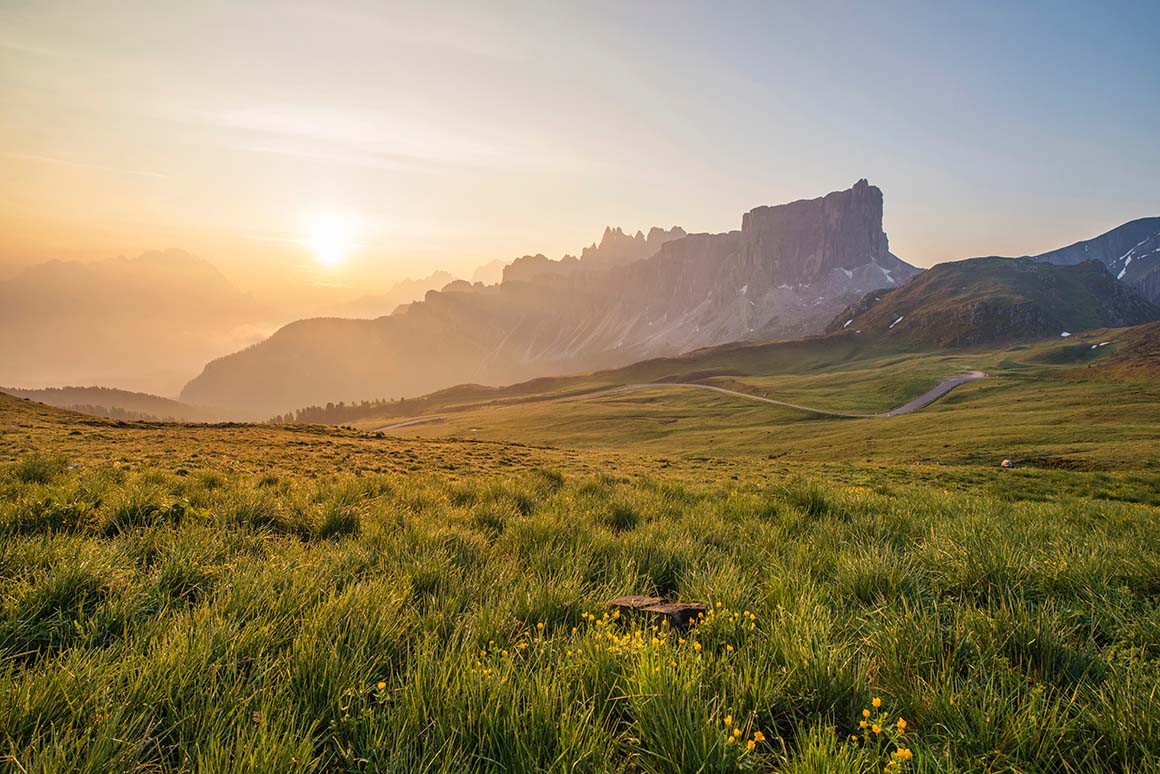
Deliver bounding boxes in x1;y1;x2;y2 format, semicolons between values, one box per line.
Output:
1118;254;1134;279
842;319;853;329
778;283;792;290
1118;234;1156;263
888;315;904;329
748;300;755;307
1091;344;1098;349
1060;331;1071;338
880;265;895;284
840;268;853;279
1099;341;1111;347
855;330;862;334
739;284;748;295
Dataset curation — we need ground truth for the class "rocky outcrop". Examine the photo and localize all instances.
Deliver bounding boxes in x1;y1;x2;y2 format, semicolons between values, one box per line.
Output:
739;178;897;285
182;181;917;414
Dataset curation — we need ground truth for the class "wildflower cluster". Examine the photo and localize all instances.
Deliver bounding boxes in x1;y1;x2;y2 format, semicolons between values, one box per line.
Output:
849;696;913;767
719;712;768;755
469;632;535;679
686;602;758;654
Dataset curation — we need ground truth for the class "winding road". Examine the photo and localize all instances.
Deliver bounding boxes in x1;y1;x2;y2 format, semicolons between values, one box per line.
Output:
371;371;988;431
612;371;988;418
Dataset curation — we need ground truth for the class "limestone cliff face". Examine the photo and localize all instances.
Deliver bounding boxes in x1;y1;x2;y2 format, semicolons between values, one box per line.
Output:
182;181;916;414
740;178;893;284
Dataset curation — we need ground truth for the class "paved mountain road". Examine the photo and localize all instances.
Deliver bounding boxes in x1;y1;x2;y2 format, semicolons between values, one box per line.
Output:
371;371;988;432
612;371;989;418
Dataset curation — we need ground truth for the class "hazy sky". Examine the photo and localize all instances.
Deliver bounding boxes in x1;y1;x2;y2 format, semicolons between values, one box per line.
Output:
2;0;1158;291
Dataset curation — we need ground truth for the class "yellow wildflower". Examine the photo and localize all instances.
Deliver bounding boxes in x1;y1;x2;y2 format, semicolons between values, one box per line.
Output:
537;622;544;631
897;718;907;732
693;642;702;652
753;731;765;743
724;715;733;727
862;709;871;718
746;739;755;751
376;681;386;691
872;724;881;735
726;644;734;653
872;697;882;708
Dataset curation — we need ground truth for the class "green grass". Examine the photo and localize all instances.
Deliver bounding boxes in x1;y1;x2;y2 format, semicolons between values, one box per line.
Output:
2;321;1159;772
2;448;1159;772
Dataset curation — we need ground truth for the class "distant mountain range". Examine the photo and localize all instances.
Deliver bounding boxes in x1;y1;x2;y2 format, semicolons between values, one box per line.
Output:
0;249;272;395
181;180;921;414
331;271;459;318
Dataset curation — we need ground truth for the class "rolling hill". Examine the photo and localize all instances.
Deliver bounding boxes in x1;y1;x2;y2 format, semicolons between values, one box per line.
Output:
825;256;1160;347
0;385;258;422
1031;216;1160;304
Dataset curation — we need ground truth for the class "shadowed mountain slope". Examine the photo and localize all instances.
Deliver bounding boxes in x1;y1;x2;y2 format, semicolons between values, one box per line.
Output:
826;256;1160;347
1031;217;1160;304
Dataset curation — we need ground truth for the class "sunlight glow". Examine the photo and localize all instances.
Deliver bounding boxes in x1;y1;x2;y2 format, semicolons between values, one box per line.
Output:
304;213;359;269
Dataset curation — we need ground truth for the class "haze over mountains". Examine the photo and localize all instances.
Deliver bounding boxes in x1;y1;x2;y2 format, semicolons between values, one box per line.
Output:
4;180;1156;422
0;250;270;395
0;254;484;396
181;180;922;414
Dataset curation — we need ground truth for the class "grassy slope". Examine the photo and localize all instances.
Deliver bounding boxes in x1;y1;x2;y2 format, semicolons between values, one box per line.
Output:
2;323;1159;772
358;326;1160;472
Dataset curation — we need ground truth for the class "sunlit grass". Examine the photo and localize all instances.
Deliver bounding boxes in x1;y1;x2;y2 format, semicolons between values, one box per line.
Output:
2;445;1159;771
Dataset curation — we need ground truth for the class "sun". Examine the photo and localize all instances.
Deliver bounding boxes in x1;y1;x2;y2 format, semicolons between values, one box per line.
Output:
304;212;359;269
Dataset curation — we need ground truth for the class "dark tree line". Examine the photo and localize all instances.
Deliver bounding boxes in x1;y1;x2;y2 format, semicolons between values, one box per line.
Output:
267;397;407;425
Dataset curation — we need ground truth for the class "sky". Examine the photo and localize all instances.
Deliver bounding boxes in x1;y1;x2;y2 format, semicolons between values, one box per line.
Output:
1;0;1158;293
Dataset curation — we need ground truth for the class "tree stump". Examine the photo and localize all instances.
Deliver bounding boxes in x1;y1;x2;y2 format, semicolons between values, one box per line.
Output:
609;595;706;629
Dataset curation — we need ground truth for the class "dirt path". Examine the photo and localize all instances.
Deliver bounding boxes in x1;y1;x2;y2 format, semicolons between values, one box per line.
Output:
614;371;989;418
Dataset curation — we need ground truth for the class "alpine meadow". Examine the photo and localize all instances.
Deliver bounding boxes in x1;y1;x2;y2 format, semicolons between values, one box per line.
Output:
2;3;1160;773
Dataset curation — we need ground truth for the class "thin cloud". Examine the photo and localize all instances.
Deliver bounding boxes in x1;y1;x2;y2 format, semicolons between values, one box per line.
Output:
1;151;169;179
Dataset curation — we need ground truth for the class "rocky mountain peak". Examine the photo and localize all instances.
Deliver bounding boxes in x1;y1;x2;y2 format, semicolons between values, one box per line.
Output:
740;179;893;286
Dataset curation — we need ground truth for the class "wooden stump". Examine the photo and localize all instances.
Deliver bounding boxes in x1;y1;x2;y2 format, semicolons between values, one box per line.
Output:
609;595;706;629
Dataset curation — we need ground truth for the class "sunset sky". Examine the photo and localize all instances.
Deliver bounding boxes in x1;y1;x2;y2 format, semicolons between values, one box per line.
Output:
2;0;1158;292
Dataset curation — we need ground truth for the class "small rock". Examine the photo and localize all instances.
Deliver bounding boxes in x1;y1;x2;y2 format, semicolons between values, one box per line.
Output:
1000;459;1015;468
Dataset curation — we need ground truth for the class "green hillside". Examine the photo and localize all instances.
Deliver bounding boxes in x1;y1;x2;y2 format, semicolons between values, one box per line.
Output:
826;257;1159;347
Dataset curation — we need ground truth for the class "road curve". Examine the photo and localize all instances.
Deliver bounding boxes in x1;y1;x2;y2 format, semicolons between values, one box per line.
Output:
612;371;989;418
370;372;988;432
373;415;447;431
